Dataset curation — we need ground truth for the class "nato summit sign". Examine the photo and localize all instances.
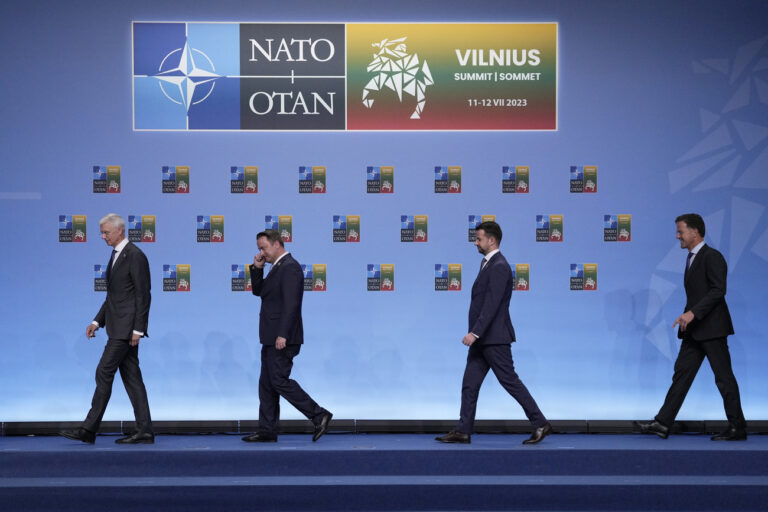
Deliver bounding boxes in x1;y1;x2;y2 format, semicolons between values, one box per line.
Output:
132;22;556;131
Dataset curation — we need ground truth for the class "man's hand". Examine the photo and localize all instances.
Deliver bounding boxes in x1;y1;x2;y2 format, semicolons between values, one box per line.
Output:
86;324;98;339
253;253;266;268
673;311;695;332
130;333;141;347
462;333;477;346
275;336;287;350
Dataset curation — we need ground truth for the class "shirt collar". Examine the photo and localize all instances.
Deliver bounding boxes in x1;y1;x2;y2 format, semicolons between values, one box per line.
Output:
690;240;705;255
114;238;129;253
484;249;500;262
273;251;290;266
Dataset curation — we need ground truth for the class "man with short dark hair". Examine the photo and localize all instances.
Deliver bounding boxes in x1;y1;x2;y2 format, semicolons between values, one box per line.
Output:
637;214;746;440
242;230;332;442
60;213;154;444
436;221;551;445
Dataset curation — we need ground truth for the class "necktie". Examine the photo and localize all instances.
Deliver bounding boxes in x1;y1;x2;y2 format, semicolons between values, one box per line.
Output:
479;258;488;272
106;249;117;281
684;251;694;280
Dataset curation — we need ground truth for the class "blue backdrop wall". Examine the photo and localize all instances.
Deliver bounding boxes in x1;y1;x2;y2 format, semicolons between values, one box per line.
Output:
1;0;767;422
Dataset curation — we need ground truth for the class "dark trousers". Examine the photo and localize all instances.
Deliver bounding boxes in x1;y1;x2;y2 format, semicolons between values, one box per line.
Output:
83;338;152;434
457;343;547;433
656;336;746;429
258;344;325;434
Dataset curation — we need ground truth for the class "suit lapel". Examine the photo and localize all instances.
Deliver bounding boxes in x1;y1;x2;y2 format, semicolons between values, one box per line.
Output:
108;243;131;288
264;254;290;289
112;244;129;273
474;252;499;286
685;244;707;284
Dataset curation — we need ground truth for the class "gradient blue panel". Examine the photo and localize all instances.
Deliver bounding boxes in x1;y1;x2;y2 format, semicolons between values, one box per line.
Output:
134;77;187;129
186;23;239;76
188;78;241;130
185;23;240;129
133;23;187;75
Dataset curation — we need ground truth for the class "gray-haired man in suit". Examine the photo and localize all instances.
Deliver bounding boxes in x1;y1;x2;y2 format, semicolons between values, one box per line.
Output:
60;213;153;444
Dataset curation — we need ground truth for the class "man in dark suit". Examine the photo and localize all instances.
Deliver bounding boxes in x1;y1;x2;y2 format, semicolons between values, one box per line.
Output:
637;214;746;440
436;221;551;445
242;230;332;443
60;213;153;444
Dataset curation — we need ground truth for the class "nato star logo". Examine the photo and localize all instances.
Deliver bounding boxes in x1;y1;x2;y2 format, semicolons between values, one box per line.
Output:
434;166;448;181
133;22;239;130
570;166;583;181
536;215;549;229
265;216;279;230
299;167;313;181
367;166;380;180
154;42;220;112
333;215;347;230
163;265;177;279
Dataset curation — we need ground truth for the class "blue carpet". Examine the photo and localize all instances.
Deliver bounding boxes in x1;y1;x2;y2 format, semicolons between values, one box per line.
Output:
1;434;767;511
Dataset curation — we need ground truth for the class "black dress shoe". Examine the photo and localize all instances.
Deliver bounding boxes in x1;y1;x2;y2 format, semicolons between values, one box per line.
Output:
241;432;278;443
59;428;95;444
711;426;747;441
435;431;471;444
523;423;553;445
313;412;333;442
115;432;155;444
635;420;670;439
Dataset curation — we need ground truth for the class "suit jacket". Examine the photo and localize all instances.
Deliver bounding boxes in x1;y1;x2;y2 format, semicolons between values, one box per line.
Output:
94;241;151;340
469;251;516;345
679;244;734;341
250;253;304;345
